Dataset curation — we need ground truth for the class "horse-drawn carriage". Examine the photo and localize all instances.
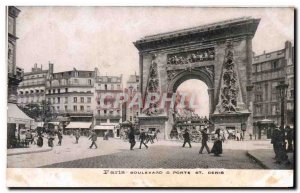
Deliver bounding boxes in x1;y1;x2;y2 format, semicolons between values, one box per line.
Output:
170;108;213;143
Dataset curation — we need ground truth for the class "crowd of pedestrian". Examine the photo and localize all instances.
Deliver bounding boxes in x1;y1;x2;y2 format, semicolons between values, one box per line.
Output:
12;121;294;164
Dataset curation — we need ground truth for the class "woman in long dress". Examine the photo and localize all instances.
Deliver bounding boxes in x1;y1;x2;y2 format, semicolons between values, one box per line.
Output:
211;128;223;156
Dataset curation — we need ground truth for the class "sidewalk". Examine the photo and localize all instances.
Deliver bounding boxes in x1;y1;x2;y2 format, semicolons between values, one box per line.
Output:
7;145;52;156
247;149;294;170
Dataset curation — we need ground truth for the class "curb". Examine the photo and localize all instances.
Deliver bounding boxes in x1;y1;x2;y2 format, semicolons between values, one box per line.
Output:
246;151;269;169
7;148;53;156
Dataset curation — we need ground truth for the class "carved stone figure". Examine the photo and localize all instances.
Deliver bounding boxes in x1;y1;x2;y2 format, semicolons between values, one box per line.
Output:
216;40;241;113
167;48;215;65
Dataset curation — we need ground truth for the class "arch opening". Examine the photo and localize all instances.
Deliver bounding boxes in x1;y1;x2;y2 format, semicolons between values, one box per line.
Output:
175;79;209;118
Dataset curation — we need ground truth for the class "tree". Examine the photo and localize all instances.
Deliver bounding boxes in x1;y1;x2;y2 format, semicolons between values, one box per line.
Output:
18;100;55;122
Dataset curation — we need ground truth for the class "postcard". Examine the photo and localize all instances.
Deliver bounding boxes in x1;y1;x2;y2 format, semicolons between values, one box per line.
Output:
6;6;295;188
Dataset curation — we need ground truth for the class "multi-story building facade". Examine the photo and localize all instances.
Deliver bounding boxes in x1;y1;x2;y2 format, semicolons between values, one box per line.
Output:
285;42;295;127
125;74;140;123
8;6;23;102
252;41;294;138
45;67;98;126
17;63;50;106
94;75;123;137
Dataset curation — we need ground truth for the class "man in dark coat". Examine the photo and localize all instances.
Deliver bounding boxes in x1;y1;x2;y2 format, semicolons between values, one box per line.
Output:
75;130;80;144
89;130;98;149
199;128;210;154
57;129;63;146
139;129;148;149
182;129;192;148
274;126;290;164
128;126;136;150
271;126;280;161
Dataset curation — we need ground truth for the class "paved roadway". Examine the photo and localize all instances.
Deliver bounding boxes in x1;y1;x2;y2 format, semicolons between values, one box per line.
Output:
8;136;268;169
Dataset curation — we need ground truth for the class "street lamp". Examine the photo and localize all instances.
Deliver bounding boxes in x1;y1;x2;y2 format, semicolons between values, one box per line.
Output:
276;81;289;128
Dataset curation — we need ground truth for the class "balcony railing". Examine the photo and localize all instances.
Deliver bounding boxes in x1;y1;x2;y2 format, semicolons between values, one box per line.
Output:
19;81;45;87
48;82;94;87
94;114;121;119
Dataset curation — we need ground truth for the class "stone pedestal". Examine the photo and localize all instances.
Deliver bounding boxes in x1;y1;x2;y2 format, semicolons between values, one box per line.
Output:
210;112;251;131
138;114;168;140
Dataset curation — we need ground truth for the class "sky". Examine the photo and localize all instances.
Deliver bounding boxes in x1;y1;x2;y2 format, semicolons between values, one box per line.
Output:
15;7;294;116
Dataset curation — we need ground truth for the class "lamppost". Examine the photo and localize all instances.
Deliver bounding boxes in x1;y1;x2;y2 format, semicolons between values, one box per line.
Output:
275;109;280;127
276;81;289;128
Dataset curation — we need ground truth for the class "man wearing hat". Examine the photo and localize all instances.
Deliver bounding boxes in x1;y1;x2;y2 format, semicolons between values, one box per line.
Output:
199;128;210;154
89;129;98;149
182;129;192;148
139;129;148;149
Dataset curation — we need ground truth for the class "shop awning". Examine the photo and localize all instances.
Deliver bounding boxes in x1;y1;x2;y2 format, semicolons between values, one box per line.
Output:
7;103;34;125
258;119;274;124
65;122;92;129
94;125;115;130
48;122;60;125
35;122;44;127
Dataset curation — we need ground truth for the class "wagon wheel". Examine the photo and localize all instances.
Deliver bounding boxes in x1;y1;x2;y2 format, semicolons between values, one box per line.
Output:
190;130;201;143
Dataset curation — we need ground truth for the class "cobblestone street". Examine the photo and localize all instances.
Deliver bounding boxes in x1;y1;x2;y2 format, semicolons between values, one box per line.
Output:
8;136;267;169
42;145;261;169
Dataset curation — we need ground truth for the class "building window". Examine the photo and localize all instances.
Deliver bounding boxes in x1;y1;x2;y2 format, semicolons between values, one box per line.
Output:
257;64;261;72
80;106;84;111
65;88;68;93
271;60;279;69
74;79;78;84
73;105;77;112
290;90;294;99
105;84;107;90
117;84;120;90
287;102;293;110
74;97;77;103
53;89;55;94
57;97;60;104
288;78;294;88
272;105;278;115
88;79;92;85
130;116;132;121
89;72;92;77
111;84;114;90
87;97;91;103
87;106;91;112
255;94;262;102
58;89;60;94
104;110;107;115
80;97;84;103
65;105;68;111
57;106;60;111
98;110;100;115
256;84;262;91
256;105;262;115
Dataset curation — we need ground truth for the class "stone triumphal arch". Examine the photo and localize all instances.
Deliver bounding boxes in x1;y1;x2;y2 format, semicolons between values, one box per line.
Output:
134;17;260;139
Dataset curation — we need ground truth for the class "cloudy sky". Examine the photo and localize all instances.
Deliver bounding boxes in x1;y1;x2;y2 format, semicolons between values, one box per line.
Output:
15;7;294;116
